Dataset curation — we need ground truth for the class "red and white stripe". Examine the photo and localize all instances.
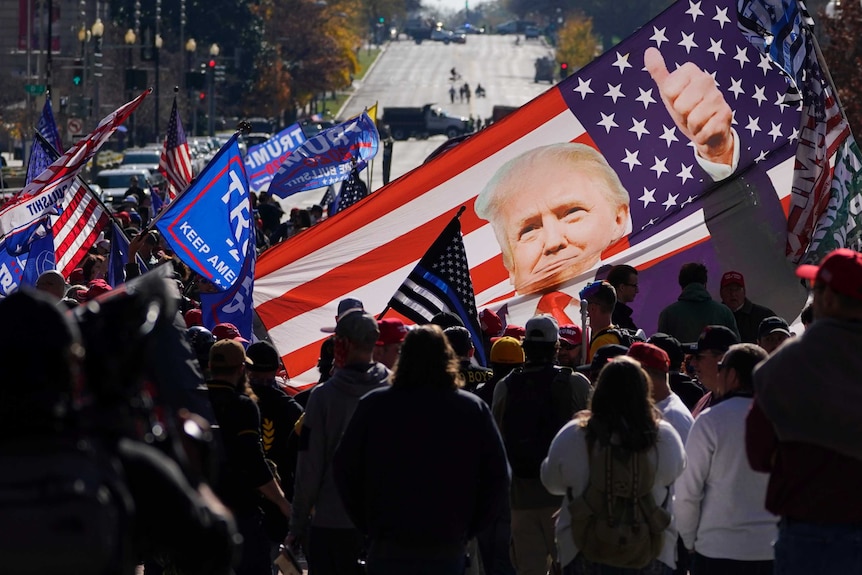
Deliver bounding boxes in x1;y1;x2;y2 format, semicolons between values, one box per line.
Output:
160;140;193;201
53;180;110;278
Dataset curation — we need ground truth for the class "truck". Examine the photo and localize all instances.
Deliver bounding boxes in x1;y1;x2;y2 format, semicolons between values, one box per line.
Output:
381;104;470;140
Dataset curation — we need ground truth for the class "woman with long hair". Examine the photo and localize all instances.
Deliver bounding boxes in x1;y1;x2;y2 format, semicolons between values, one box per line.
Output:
542;356;686;575
334;324;509;575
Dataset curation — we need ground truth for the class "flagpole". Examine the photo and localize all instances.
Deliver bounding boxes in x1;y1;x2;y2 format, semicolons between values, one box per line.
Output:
376;204;467;321
147;120;252;231
366;104;374;193
34;130;127;234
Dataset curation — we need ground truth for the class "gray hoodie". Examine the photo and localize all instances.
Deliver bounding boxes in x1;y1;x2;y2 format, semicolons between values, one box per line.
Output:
291;362;390;535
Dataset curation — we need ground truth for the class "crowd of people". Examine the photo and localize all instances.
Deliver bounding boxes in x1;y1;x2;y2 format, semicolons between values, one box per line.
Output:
5;224;862;575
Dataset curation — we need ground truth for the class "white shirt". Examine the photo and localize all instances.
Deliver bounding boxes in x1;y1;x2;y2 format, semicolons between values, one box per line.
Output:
655;392;694;444
541;420;686;568
675;396;778;560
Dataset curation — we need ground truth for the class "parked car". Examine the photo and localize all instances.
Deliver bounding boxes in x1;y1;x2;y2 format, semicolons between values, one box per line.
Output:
431;27;454;43
524;25;541;39
120;147;166;189
92;167;153;211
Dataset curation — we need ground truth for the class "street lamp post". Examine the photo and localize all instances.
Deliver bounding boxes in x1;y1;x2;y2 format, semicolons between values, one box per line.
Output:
154;33;163;140
185;38;197;137
125;28;137;146
91;18;104;128
208;43;219;137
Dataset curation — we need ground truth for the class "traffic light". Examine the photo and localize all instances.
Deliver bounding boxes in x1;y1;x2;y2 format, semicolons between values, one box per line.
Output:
560;61;569;78
199;92;206;102
72;58;84;86
378;16;385;23
208;59;216;70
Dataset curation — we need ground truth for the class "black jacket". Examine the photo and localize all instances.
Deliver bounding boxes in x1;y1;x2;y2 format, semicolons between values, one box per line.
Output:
333;385;509;558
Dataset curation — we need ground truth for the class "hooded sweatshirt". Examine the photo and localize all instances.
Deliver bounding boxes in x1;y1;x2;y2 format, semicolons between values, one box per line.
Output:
291;361;390;535
657;283;739;344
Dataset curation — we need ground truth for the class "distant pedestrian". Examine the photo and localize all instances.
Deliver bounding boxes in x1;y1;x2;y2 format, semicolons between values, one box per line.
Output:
459;85;466;102
464;82;472;103
449;85;457;104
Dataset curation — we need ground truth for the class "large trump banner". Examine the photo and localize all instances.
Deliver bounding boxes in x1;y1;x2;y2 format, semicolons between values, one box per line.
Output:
254;0;845;383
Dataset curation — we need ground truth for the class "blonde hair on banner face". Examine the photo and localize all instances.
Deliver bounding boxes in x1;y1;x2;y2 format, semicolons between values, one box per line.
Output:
474;142;631;271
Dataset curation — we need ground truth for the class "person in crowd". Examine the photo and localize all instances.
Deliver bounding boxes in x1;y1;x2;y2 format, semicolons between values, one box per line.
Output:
658;263;739;343
492;315;591;575
541;356;686;574
755;316;792;354
246;341;304;562
475;143;631;296
475;336;524;407
293;335;336;409
430;310;465;330
686;326;739;417
256;191;285;239
503;324;526;340
576;343;628;385
583;281;625;361
0;289;239;575
206;339;293;575
556;324;583;369
333;324;509;575
748;248;862;575
444;325;492;392
187;326;216;379
628;342;693;444
213;322;249;344
628;341;695;575
81;253;108;282
719;271;776;343
677;343;776;575
479;308;505;359
289;310;390;575
35;269;67;301
607;264;640;331
373;317;408;369
647;333;705;412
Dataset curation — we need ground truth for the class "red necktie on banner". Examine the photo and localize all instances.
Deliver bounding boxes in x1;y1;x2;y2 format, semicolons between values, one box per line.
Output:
536;291;574;325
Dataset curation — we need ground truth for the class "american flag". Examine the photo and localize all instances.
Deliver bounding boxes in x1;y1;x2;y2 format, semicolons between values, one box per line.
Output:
52;180;110;278
388;208;486;364
738;0;851;264
253;0;815;383
159;95;193;200
331;166;369;215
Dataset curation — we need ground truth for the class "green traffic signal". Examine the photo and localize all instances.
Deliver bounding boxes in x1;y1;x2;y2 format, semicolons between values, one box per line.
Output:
378;16;385;23
72;58;84;86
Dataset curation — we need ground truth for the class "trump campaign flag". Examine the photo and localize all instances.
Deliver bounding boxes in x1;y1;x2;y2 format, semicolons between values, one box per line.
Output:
244;124;306;192
201;223;256;341
268;112;379;198
154;134;252;291
25;95;63;186
254;0;835;383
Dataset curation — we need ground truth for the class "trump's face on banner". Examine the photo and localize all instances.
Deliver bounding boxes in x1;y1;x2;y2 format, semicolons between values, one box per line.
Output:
476;143;631;295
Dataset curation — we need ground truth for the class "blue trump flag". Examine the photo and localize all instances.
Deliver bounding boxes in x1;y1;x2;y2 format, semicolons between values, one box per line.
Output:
0;237;27;297
201;222;256;341
154;134;252;291
107;221;148;287
243;123;306;192
268;112;379;198
21;102;64;286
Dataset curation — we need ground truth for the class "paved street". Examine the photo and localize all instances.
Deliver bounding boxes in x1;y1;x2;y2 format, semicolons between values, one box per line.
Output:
280;34;557;212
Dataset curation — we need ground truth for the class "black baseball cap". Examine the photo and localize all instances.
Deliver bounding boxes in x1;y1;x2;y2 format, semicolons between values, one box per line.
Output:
758;316;791;339
683;325;739;354
576;344;629;373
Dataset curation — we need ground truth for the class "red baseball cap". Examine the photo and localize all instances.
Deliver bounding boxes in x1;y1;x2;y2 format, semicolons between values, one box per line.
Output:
479;308;503;337
559;324;583;346
720;271;745;289
213;322;249;343
82;279;113;302
796;248;862;301
184;308;203;328
376;318;409;346
503;324;525;340
627;342;670;372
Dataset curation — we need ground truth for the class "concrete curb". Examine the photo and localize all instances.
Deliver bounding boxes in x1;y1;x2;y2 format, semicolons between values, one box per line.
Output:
336;43;388;119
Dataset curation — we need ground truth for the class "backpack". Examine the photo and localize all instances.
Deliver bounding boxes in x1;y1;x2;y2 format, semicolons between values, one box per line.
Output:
501;366;573;478
592;326;646;348
0;436;134;575
567;442;670;569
